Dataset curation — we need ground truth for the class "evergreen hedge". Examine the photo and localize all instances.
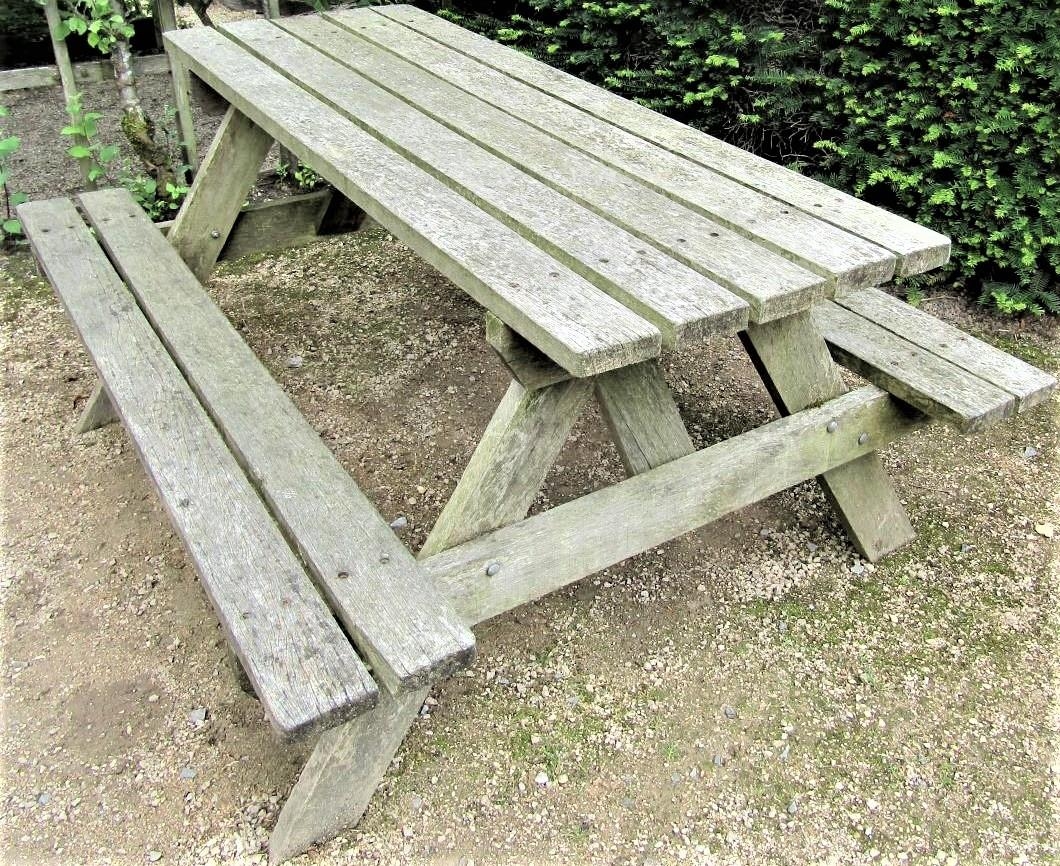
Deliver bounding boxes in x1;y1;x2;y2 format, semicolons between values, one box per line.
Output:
429;0;1060;314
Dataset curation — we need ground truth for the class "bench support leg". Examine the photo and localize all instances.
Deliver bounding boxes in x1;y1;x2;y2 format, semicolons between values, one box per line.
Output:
741;311;914;561
595;360;694;475
168;106;273;282
269;377;589;863
75;381;119;433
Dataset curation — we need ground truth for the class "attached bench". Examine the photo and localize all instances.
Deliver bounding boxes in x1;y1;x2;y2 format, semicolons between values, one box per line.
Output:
813;288;1055;433
19;190;476;741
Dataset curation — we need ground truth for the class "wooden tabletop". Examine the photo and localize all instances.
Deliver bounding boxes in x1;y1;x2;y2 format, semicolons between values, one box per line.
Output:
164;7;950;376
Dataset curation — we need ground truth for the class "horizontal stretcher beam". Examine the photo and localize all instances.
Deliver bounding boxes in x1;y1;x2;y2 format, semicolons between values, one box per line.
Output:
424;386;927;625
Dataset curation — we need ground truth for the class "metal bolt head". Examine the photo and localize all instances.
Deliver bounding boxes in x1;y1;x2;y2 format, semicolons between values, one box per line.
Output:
858;432;870;445
210;229;220;239
379;553;390;564
485;561;501;577
825;419;838;434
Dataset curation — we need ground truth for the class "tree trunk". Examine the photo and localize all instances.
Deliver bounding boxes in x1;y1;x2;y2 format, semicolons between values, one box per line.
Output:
107;6;176;192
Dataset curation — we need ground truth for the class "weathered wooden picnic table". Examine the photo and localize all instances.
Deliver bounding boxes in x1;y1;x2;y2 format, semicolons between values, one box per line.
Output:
17;5;1056;862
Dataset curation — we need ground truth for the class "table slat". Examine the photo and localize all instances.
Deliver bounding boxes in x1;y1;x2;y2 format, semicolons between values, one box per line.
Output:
163;26;661;377
336;8;897;292
288;14;825;324
376;4;951;278
222;18;747;346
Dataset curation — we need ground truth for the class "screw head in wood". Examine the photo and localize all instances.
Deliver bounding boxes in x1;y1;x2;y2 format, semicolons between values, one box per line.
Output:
825;420;838;433
379;553;390;564
210;229;220;239
858;432;870;445
485;561;501;577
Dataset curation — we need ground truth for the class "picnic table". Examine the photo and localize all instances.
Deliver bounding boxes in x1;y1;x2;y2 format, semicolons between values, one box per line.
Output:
17;5;1056;862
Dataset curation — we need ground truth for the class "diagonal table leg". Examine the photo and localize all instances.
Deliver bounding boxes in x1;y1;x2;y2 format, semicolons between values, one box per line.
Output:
741;311;914;560
167;105;273;282
268;376;593;863
595;360;694;475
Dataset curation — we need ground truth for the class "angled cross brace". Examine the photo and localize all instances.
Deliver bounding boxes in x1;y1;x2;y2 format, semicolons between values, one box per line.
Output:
269;374;594;863
76;381;119;433
741;311;916;561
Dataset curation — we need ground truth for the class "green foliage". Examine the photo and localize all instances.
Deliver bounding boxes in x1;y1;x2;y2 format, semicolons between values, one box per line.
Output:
436;0;1059;313
51;0;135;53
122;175;189;220
61;93;120;183
0;106;29;245
277;160;322;192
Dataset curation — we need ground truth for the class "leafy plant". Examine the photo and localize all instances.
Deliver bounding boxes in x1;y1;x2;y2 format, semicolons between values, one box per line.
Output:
61;93;120;183
0;106;28;245
52;0;134;52
978;274;1060;318
278;160;323;192
122;174;189;220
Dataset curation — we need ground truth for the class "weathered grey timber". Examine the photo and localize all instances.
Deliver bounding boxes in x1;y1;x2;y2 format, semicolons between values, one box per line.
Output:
157;190;363;263
163;27;662;377
0;53;170;93
289;14;824;323
376;4;950;277
167;105;273;282
423;387;926;624
485;313;573;391
19;196;377;738
742;312;915;560
75;381;119;433
335;9;897;292
420;378;595;557
595;361;695;476
80;188;476;695
271;372;590;862
835;288;1056;411
812;301;1018;432
221;19;747;346
268;687;428;864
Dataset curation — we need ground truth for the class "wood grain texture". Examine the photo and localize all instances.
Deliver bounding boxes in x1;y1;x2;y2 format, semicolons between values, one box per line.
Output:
222;18;746;346
742;311;915;560
595;361;695;476
75;380;119;433
338;8;897;292
79;188;476;696
420;377;594;558
273;354;591;861
836;288;1056;411
376;4;951;278
167;105;272;280
307;12;824;324
218;189;332;261
812;301;1017;432
19;196;377;739
485;313;573;391
269;687;427;864
424;387;926;624
163;26;661;377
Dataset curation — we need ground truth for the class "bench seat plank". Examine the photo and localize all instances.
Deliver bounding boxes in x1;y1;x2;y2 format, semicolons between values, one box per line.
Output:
18;197;377;739
812;301;1017;432
376;4;950;278
78;188;477;696
162;27;661;378
836;288;1056;411
221;19;748;346
335;8;897;292
277;15;826;324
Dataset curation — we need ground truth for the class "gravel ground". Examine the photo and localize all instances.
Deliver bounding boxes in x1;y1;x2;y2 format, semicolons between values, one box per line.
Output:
2;25;1059;866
